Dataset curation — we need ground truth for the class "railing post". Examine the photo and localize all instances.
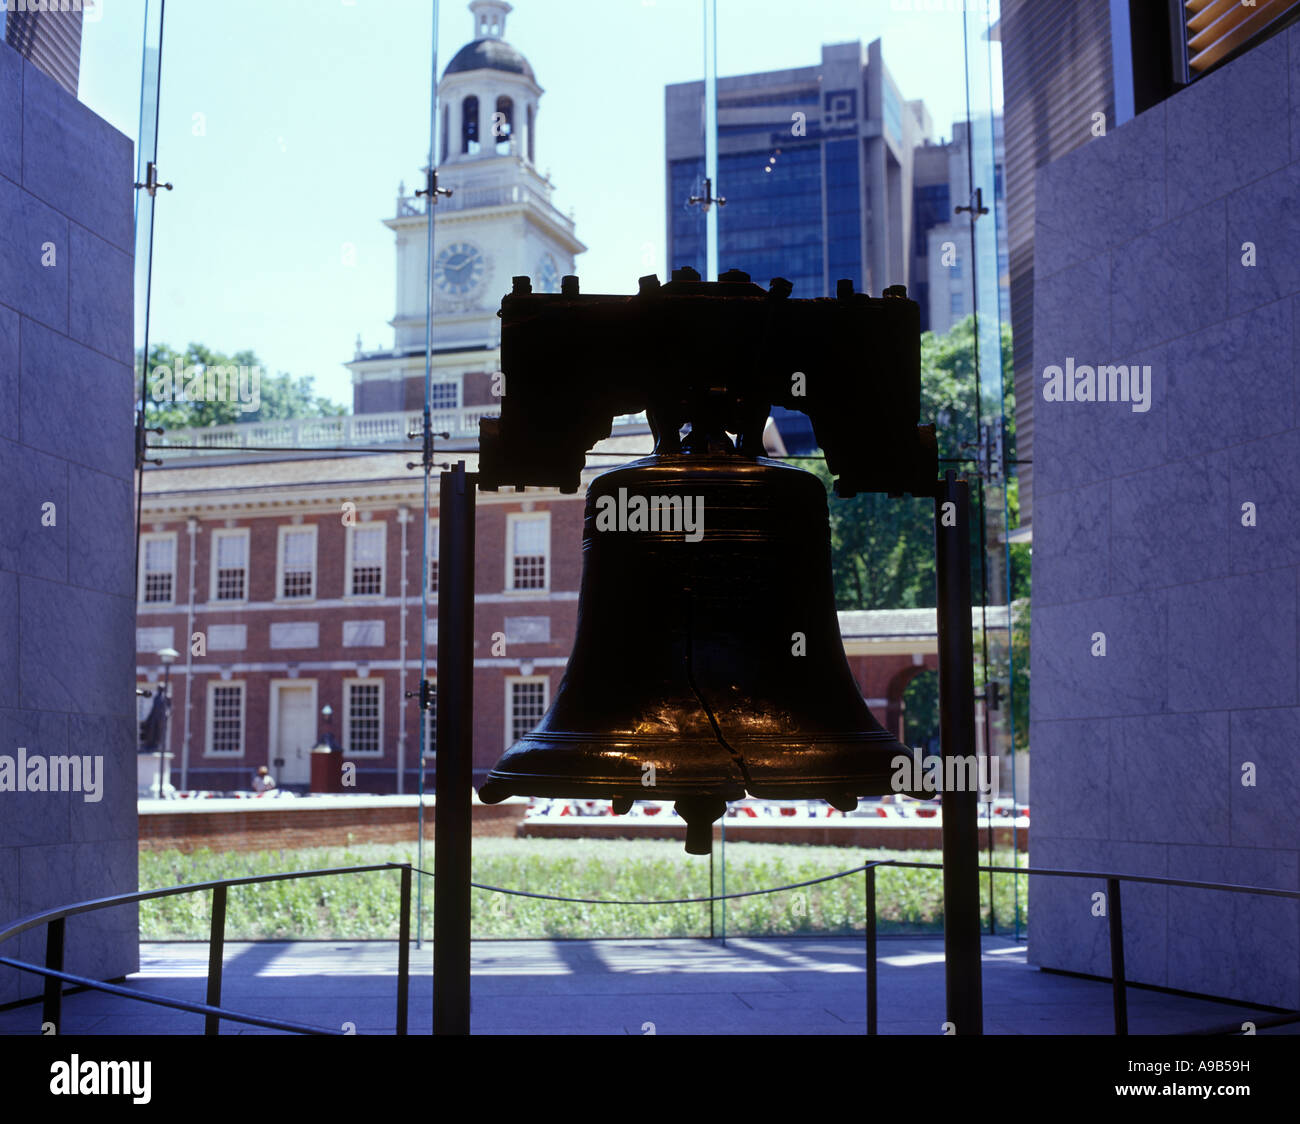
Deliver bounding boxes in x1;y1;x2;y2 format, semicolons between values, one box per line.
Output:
397;864;411;1035
709;852;715;940
205;884;227;1036
720;815;726;947
42;917;65;1034
865;866;877;1036
1107;877;1128;1036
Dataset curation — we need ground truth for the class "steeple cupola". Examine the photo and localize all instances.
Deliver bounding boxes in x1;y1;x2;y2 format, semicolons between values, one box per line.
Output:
441;0;541;166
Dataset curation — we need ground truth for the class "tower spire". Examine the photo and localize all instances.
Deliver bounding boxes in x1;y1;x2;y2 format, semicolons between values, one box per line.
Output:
470;0;511;40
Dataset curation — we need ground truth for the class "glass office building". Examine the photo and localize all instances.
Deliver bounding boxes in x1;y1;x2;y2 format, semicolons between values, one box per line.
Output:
667;40;940;454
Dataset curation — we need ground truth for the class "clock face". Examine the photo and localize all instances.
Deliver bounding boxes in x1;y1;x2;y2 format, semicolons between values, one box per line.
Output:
435;242;487;296
536;254;561;294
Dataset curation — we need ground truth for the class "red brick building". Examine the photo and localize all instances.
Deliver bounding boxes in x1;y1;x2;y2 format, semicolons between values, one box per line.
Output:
135;430;970;796
136;426;650;794
132;4;967;797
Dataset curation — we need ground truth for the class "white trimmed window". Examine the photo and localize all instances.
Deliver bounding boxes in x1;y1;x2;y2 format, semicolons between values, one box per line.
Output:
506;513;549;591
277;525;317;600
206;682;246;757
430;381;459;410
211;528;249;602
344;679;383;756
207;624;247;651
347;523;386;597
506;676;548;747
427;520;440;594
137;626;174;652
504;616;550;644
140;533;177;604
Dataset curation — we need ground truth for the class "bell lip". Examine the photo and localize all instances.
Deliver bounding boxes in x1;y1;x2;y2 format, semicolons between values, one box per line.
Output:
477;770;747;803
479;774;930;803
591;452;811;482
745;781;924;800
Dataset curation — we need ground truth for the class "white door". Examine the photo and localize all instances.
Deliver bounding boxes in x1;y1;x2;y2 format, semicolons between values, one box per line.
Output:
273;685;316;787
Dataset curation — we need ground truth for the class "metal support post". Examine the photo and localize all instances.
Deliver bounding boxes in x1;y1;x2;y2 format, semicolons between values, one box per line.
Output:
434;462;475;1035
935;471;983;1035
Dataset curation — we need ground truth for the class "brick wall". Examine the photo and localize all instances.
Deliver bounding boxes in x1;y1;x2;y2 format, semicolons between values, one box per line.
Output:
138;801;527;853
138;488;588;793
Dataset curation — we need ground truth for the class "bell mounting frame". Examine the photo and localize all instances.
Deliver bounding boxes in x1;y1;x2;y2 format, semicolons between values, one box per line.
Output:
478;267;938;499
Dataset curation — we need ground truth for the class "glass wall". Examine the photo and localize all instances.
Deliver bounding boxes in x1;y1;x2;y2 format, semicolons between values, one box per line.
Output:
90;0;1020;945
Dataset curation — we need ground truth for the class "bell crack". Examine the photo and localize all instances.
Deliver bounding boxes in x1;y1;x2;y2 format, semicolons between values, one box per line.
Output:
682;588;752;787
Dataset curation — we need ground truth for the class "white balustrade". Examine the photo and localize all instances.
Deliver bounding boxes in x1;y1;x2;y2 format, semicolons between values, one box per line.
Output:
155;406;648;460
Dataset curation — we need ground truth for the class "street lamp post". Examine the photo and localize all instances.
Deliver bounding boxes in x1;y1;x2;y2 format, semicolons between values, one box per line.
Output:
156;647;180;799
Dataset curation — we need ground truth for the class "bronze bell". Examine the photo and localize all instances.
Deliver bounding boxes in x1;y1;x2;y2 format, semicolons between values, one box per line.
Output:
477;441;921;853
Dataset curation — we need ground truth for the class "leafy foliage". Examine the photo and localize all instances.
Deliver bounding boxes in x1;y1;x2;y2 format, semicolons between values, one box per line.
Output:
809;314;1015;611
135;341;345;432
137;839;1029;940
806;314;1029;752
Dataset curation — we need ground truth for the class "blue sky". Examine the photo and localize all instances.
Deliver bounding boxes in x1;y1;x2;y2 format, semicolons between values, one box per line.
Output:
80;0;1001;409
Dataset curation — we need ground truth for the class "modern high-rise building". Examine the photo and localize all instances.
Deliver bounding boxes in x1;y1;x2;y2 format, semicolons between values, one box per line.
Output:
665;40;1007;453
2;0;84;96
912;117;1009;338
666;39;930;308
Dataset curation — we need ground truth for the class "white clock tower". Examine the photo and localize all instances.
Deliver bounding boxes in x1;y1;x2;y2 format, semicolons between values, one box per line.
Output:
348;0;587;416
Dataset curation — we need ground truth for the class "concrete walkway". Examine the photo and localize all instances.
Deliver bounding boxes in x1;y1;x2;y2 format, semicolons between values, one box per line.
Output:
0;936;1292;1035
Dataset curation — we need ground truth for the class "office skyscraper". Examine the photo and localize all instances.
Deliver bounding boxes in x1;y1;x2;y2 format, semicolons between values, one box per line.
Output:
665;38;1007;453
666;39;931;306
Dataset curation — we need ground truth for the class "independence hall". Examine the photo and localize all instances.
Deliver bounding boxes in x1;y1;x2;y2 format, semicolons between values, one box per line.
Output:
132;3;947;795
134;406;946;795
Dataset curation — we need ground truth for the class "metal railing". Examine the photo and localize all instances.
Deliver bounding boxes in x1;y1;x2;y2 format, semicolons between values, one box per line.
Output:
151;408;489;458
2;857;1296;1035
394;180;572;225
867;861;1300;1035
0;863;412;1036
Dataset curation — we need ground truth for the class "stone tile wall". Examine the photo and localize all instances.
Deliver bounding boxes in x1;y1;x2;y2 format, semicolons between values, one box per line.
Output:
1029;29;1300;1009
0;44;138;1005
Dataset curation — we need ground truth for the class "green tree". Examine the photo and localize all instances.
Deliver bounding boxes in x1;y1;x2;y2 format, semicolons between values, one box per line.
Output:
902;669;941;750
810;313;1030;752
136;342;346;432
812;314;1015;610
1003;475;1031;753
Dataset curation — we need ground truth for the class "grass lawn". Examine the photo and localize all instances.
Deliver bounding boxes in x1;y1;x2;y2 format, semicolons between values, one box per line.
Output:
139;838;1030;941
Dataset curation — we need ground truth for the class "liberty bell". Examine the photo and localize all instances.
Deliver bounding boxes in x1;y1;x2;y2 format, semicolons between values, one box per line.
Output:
476;268;937;852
